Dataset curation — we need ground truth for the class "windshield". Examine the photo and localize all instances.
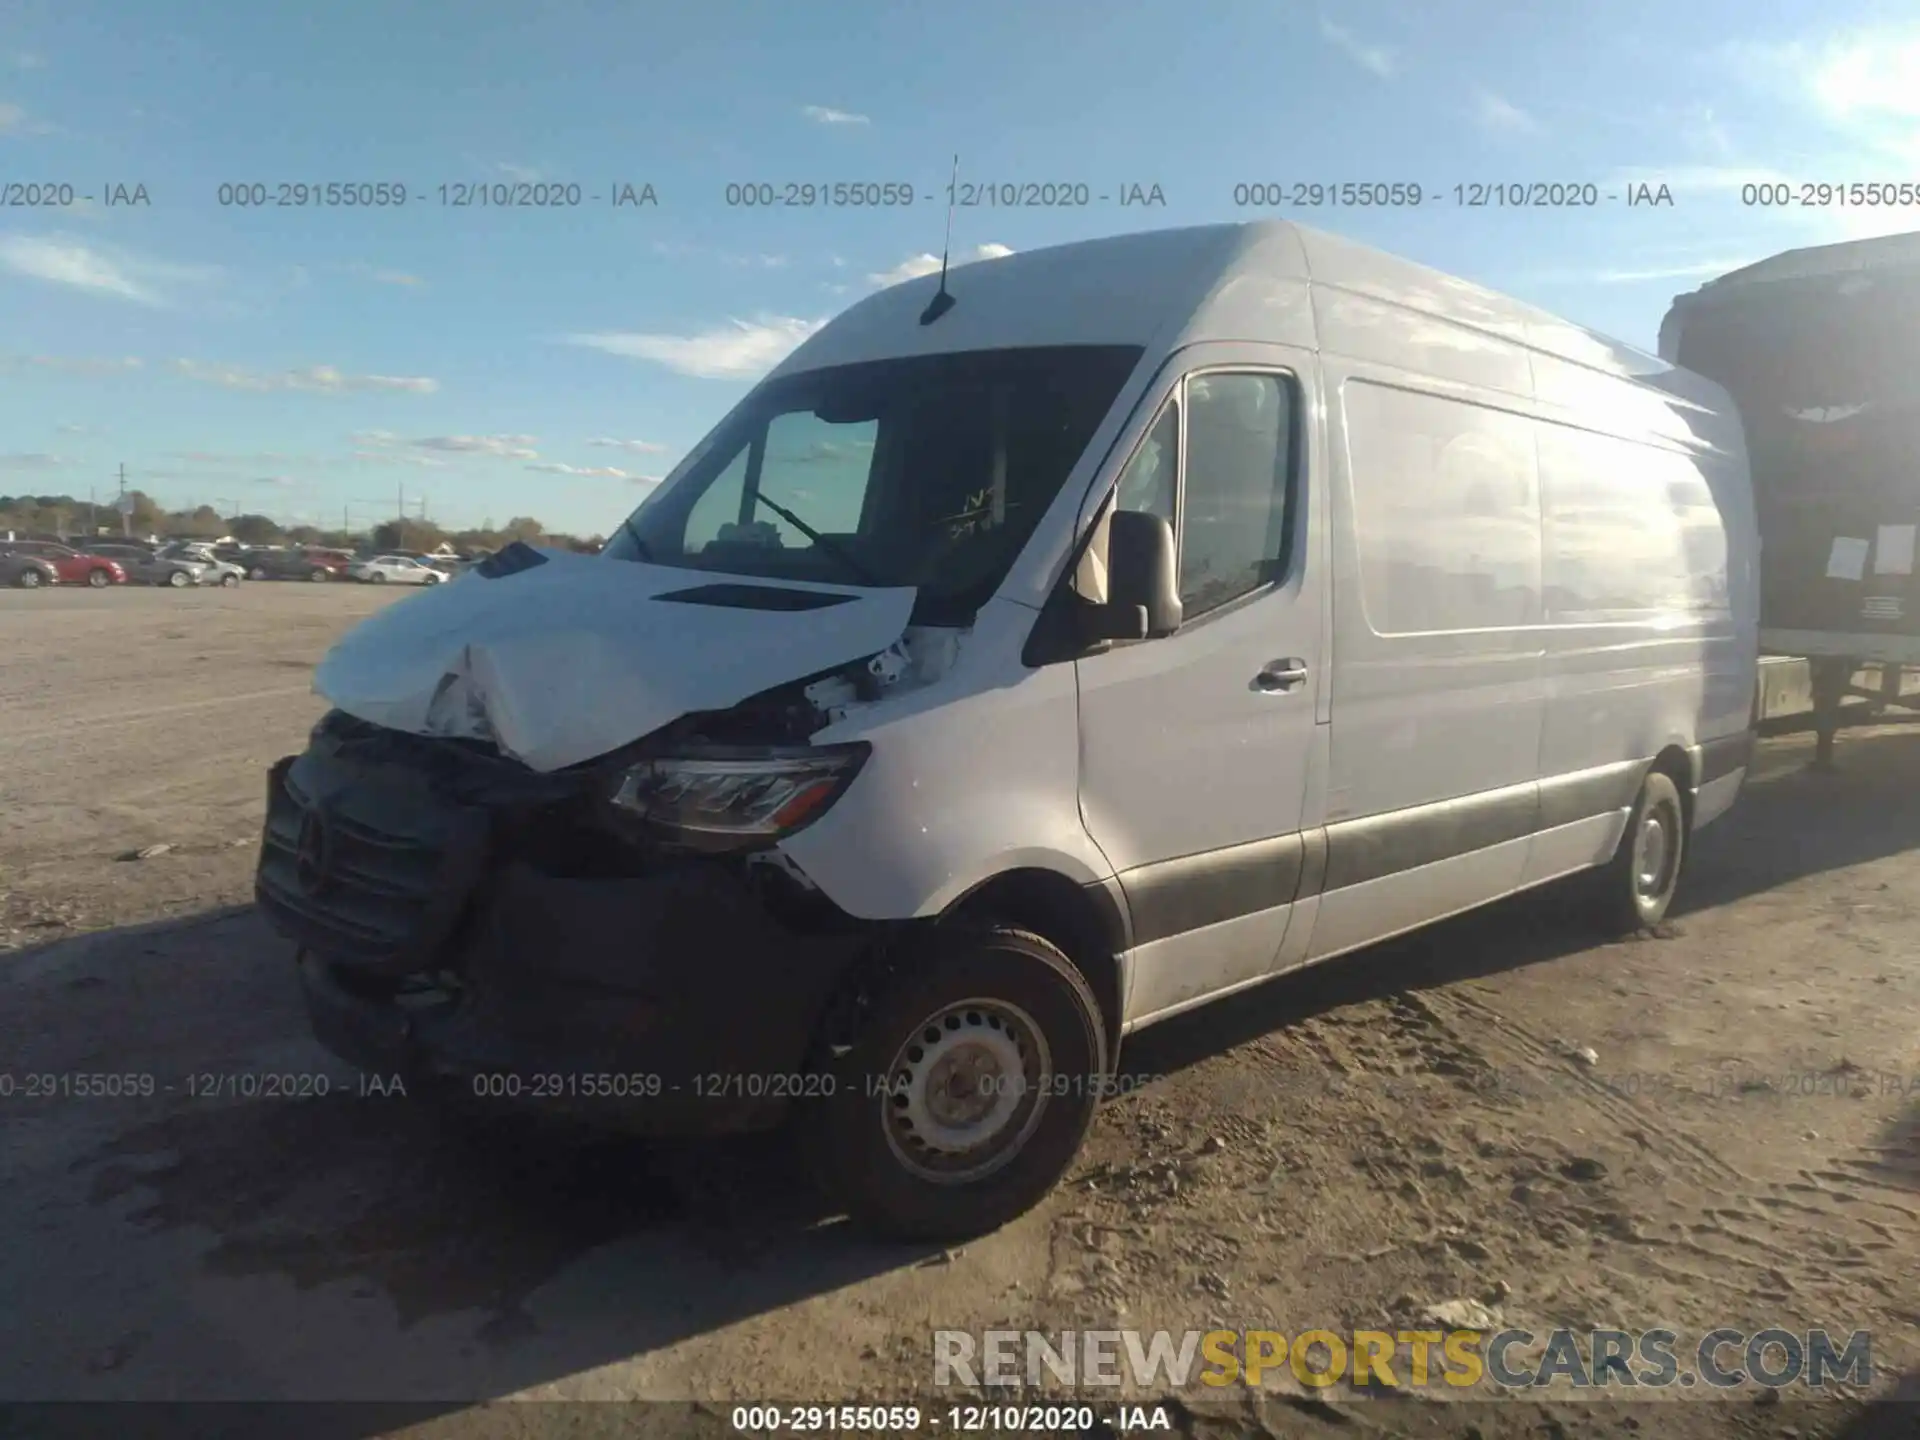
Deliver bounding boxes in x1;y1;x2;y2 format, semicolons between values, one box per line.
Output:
601;345;1143;619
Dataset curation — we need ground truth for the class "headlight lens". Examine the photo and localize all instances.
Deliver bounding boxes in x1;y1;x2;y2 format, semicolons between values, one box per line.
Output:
606;744;869;850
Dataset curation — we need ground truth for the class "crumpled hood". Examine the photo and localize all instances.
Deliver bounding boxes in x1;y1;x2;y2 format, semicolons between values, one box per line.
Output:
312;548;916;772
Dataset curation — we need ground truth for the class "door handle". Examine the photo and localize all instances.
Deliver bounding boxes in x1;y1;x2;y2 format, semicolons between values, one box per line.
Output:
1254;658;1309;693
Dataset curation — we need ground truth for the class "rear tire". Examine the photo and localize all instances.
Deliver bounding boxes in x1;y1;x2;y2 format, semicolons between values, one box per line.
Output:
221;573;240;587
16;567;43;589
800;926;1108;1242
1587;769;1687;934
87;568;111;588
310;568;330;582
248;566;269;581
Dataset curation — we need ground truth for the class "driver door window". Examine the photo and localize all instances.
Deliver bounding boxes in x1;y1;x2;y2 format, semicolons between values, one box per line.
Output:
1101;371;1295;620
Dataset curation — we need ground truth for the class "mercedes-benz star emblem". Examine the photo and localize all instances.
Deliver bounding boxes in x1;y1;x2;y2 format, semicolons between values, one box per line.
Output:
293;804;333;896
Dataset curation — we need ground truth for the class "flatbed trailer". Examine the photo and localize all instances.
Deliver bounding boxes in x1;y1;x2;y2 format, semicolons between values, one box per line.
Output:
1660;231;1920;764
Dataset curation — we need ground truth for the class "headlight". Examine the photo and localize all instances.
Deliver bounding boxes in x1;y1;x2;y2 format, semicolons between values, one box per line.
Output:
606;744;869;851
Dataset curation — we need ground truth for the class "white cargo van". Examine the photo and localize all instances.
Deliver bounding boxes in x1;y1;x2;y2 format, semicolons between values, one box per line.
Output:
257;221;1759;1240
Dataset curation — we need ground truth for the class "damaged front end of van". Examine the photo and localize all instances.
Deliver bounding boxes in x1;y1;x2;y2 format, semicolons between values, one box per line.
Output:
254;541;961;1134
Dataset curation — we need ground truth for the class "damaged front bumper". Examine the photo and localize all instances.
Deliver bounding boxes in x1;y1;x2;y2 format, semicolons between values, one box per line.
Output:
255;723;868;1134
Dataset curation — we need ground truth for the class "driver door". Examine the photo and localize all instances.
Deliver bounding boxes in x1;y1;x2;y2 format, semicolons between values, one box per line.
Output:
1074;344;1325;1026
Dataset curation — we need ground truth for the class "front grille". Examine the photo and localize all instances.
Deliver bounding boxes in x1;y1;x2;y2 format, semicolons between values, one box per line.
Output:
256;745;492;974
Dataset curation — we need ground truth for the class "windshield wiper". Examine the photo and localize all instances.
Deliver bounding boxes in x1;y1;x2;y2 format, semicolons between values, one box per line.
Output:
748;489;887;588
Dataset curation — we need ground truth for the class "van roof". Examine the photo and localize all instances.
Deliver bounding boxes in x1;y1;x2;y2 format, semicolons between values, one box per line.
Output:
769;220;1693;403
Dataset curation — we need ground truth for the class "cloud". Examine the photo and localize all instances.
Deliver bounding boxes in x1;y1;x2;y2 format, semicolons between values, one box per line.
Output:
526;462;653;480
1473;89;1542;135
14;53;46;70
498;162;541;182
803;104;869;125
587;437;669;454
564;315;827;379
1317;18;1397;78
866;242;1014;288
171;360;440;393
350;449;448;467
0;452;64;469
253;476;298;488
169;450;306;464
1591;258;1763;284
412;434;539;458
0;102;22;133
55;423;97;435
0;234;215;306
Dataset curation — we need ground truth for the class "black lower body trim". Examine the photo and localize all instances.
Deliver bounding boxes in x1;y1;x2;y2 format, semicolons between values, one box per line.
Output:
1697;729;1755;785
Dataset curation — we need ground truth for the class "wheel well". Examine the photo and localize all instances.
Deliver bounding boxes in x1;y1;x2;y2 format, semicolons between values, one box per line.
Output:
1651;744;1694;829
943;868;1126;1059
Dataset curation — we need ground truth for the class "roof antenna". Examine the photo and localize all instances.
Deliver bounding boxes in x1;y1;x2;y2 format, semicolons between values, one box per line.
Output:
919;153;960;326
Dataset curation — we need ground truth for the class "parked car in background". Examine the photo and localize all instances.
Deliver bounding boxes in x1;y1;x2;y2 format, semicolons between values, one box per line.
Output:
346;554;447;585
1;550;59;589
156;541;244;586
0;540;127;587
239;547;353;582
86;542;210;588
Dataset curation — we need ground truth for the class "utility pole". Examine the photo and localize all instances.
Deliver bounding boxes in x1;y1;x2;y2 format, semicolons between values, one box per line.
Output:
117;463;130;538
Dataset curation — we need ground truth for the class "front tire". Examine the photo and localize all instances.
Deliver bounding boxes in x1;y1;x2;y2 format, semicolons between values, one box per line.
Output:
310;568;330;582
87;567;111;588
370;571;387;584
167;569;190;588
1588;769;1687;933
801;926;1109;1242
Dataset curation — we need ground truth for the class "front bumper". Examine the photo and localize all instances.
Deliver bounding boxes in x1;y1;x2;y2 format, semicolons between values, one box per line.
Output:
256;736;866;1134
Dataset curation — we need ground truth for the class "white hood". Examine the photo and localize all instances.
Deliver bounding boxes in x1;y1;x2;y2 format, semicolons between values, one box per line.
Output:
313;548;916;771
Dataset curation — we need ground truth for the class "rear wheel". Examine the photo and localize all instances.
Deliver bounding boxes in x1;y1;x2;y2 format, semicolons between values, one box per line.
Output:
87;567;111;588
221;572;240;587
309;568;330;582
800;926;1109;1242
1587;769;1686;933
248;566;269;581
15;567;43;589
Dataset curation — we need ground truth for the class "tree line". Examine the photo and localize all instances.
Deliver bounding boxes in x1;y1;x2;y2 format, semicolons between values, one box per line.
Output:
0;492;606;555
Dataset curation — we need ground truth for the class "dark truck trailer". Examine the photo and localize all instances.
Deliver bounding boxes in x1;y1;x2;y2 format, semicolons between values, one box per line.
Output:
1660;231;1920;763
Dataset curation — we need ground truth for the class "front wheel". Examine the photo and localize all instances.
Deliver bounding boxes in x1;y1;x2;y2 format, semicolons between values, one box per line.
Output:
800;926;1109;1242
167;569;190;588
87;567;111;588
1587;769;1687;933
370;571;387;584
309;568;330;582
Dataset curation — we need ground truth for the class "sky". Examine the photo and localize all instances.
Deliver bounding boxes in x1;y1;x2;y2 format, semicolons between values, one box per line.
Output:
1;0;1917;536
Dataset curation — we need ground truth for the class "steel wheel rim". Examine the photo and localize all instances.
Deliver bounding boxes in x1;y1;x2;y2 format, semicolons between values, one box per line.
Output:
881;998;1052;1185
1634;799;1678;902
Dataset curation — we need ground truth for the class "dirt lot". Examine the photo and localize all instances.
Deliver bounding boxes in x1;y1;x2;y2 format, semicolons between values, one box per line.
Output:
2;584;1916;1439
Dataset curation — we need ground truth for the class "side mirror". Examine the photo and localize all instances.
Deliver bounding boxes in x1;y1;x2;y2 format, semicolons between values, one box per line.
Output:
1107;509;1183;639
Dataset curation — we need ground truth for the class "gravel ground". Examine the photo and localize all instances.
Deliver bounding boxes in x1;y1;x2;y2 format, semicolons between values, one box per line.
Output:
1;583;1915;1439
